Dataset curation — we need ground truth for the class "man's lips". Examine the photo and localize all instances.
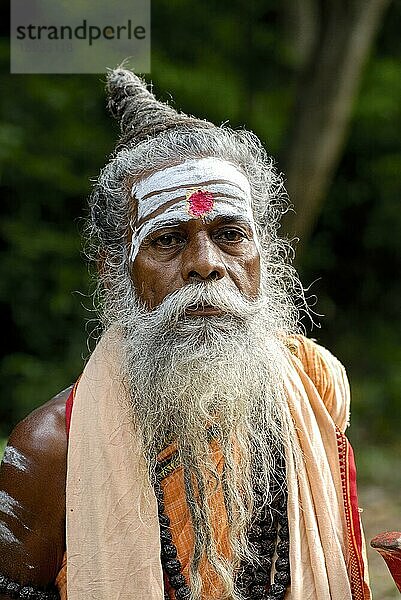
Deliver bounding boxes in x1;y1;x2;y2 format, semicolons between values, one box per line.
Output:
185;305;223;316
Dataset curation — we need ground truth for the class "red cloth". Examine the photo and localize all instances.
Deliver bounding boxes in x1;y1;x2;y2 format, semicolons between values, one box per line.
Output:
336;429;370;599
66;388;74;438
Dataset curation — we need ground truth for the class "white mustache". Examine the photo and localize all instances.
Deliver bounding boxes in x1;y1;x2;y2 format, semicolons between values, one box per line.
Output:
145;281;263;325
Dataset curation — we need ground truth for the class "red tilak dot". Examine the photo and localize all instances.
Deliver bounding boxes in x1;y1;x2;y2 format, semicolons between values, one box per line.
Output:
187;189;214;217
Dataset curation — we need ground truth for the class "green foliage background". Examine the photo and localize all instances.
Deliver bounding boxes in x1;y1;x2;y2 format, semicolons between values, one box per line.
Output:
0;1;400;486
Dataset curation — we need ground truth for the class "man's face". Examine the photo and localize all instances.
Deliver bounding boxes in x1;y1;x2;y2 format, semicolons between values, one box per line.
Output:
128;159;261;310
130;216;260;310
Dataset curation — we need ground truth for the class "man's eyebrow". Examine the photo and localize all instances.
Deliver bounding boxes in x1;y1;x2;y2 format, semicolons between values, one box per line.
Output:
143;219;186;237
211;215;253;228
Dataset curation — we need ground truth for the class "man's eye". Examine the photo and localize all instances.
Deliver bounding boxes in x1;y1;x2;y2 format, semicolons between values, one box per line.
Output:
153;233;184;248
217;229;246;243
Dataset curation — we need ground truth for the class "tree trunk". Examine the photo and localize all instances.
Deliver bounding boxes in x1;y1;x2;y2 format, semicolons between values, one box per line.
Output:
282;0;318;68
281;0;391;251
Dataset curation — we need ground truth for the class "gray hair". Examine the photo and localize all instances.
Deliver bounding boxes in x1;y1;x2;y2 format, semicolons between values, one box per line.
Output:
84;69;307;597
86;68;305;332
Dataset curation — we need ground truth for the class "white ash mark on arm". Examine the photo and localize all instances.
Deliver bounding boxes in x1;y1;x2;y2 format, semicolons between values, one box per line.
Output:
0;490;22;520
1;446;30;472
0;520;22;546
0;490;31;531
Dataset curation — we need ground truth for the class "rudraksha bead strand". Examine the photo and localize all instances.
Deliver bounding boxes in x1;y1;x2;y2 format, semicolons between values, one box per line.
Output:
267;491;290;600
154;446;291;600
236;448;290;600
0;574;60;600
154;471;192;600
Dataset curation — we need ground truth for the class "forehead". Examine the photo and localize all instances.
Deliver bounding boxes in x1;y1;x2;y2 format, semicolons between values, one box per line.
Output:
134;157;250;197
129;157;257;262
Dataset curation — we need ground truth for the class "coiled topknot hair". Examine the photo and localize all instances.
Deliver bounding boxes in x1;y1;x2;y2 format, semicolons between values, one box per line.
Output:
106;68;215;151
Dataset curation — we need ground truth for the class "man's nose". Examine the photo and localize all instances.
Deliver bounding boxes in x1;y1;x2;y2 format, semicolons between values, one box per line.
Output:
181;233;227;282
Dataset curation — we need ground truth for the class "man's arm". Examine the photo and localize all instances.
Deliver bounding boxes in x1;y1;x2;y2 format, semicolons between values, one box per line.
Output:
0;388;70;596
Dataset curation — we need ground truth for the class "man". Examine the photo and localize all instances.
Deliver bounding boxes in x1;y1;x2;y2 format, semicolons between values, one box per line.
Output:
0;68;371;600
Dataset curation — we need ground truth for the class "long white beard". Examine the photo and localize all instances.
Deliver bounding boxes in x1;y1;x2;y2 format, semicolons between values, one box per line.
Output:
110;279;296;600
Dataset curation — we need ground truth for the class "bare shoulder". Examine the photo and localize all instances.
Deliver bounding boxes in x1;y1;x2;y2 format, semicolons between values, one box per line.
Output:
7;385;72;458
0;386;72;586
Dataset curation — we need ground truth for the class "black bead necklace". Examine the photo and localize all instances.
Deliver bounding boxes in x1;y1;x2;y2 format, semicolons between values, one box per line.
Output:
0;574;60;600
153;476;192;600
235;454;290;600
154;456;290;600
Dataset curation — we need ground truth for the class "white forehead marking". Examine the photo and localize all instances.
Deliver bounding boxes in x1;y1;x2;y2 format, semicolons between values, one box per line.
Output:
133;157;251;205
129;157;258;263
2;446;29;472
136;182;249;223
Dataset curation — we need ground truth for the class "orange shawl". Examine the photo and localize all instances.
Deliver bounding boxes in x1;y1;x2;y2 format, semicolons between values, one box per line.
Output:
59;333;370;600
